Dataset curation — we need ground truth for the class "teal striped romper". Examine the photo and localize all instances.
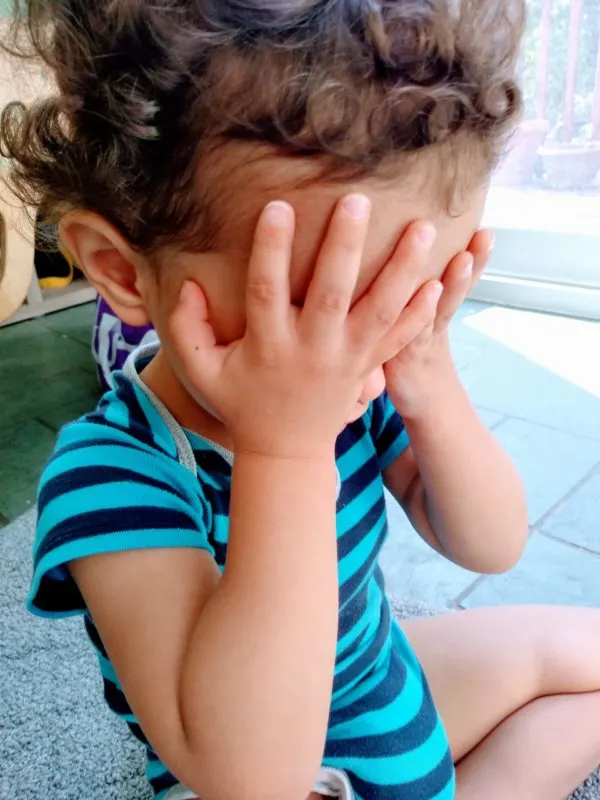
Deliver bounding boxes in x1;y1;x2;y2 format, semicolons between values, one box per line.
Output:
28;344;455;800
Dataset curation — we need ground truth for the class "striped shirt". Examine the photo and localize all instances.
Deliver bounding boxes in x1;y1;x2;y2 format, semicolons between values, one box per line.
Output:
28;345;454;800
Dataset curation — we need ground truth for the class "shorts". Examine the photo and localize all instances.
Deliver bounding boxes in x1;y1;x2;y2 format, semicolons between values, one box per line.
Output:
163;767;354;799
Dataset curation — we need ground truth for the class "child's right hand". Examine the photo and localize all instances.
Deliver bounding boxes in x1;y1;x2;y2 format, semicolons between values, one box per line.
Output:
169;194;442;459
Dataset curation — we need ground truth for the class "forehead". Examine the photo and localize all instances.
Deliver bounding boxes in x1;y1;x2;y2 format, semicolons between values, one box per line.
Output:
212;153;487;303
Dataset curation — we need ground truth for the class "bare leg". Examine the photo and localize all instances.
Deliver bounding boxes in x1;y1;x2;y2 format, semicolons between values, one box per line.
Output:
402;606;600;800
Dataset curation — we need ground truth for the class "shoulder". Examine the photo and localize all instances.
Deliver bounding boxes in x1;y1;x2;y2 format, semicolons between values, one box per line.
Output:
31;376;213;617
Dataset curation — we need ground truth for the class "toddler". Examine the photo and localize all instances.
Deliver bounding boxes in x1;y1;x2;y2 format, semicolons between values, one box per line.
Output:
2;2;600;799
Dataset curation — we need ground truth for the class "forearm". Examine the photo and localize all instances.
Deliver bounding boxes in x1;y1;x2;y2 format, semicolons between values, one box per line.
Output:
403;375;528;574
180;452;339;798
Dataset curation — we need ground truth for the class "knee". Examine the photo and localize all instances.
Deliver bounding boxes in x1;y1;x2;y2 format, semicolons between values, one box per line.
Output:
531;606;600;696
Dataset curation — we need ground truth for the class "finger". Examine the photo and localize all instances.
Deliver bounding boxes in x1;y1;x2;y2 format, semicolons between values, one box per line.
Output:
467;229;494;289
169;280;223;384
375;280;442;365
349;220;436;347
245;201;295;343
435;251;474;332
301;193;371;343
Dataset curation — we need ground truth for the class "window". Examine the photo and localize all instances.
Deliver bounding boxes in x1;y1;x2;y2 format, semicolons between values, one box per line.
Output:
478;0;600;320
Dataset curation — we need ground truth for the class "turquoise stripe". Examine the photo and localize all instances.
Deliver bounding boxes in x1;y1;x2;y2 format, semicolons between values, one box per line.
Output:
42;443;159;481
336;432;370;478
338;512;386;581
104;396;130;428
212;513;229;543
329;655;423;737
38;481;202;534
97;653;119;685
326;715;450;784
147;758;167;781
336;476;383;533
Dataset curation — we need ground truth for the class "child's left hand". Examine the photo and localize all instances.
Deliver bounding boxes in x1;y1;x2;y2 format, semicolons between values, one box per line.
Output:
385;229;493;422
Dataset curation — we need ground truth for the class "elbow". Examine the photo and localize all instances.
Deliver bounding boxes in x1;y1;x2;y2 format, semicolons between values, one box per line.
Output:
476;521;529;576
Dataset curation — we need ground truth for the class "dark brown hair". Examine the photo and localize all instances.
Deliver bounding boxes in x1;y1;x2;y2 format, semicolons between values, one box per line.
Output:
1;0;525;254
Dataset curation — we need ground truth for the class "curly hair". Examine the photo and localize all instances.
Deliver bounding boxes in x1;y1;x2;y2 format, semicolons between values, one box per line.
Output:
0;0;525;254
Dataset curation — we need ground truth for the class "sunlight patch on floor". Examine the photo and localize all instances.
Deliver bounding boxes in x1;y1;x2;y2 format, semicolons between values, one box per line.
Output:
463;305;600;398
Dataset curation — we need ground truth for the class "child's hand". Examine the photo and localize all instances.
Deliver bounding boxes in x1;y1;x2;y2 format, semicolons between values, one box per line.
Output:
384;229;493;422
169;195;442;459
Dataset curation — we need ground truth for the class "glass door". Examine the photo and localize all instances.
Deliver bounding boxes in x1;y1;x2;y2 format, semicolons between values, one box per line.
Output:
476;0;600;320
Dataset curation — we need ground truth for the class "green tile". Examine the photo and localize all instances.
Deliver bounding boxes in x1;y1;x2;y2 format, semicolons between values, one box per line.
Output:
0;325;93;399
0;420;56;520
0;367;100;429
41;302;96;346
37;384;101;431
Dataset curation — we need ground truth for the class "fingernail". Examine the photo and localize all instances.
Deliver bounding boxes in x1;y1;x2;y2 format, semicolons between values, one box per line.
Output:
263;201;291;227
417;224;437;248
462;254;474;277
342;194;371;220
488;234;496;253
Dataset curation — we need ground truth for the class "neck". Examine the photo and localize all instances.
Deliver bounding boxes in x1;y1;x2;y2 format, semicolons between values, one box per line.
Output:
140;348;234;451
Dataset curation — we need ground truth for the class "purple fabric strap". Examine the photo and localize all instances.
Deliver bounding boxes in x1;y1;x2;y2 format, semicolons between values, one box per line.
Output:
93;296;158;392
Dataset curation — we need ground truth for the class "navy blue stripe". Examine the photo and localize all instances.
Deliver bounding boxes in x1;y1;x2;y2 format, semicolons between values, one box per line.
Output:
35;507;199;565
35;575;83;613
39;466;188;510
338;582;369;638
212;539;227;565
327;671;437;758
128;721;150;748
339;521;388;607
336;617;370;664
349;746;454;800
337;494;386;560
103;678;132;716
333;595;391;694
329;646;408;728
150;772;179;794
375;415;405;461
336;421;367;460
84;615;108;658
337;455;380;508
193;449;231;476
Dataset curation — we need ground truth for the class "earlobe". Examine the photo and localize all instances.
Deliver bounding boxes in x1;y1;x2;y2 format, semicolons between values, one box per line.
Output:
59;212;152;327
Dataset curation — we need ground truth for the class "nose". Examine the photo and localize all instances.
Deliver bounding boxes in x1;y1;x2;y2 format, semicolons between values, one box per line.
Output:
359;366;386;406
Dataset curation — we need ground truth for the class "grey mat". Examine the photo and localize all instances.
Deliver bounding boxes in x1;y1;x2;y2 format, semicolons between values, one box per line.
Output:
1;510;599;799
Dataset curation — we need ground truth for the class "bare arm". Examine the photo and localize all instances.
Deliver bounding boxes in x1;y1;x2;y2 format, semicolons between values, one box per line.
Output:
385;354;528;574
70;200;441;799
72;453;338;800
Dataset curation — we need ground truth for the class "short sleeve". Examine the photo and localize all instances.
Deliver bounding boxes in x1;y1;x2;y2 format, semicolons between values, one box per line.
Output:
368;390;409;470
28;420;213;618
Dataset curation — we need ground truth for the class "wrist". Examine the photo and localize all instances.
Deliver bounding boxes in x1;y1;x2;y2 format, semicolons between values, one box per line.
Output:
389;340;461;424
232;432;337;462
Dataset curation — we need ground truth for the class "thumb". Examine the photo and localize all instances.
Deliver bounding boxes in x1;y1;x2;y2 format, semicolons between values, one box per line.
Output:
168;280;223;388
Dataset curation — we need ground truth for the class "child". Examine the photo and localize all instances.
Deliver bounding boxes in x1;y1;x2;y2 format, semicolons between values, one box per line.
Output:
3;2;600;799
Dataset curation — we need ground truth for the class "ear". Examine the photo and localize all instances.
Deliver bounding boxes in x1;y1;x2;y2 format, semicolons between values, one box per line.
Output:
59;212;152;327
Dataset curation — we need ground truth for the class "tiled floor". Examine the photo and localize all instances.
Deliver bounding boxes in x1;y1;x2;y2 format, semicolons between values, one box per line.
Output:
382;301;600;609
0;298;599;609
0;302;100;521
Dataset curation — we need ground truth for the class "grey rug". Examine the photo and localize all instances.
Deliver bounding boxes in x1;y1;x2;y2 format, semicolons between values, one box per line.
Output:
1;510;598;800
